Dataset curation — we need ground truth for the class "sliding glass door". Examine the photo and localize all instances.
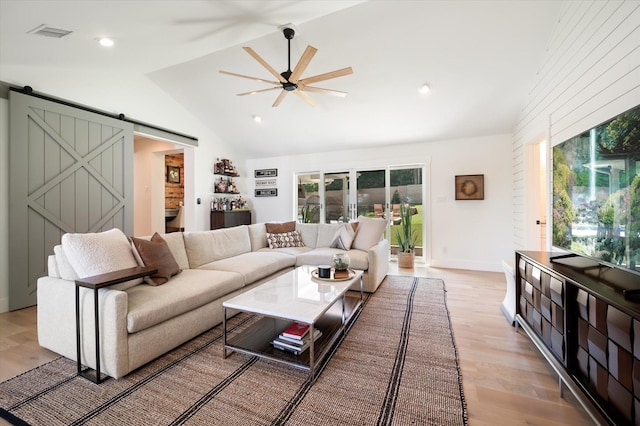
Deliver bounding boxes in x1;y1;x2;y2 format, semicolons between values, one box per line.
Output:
295;165;425;260
324;172;350;223
297;173;321;223
389;167;423;256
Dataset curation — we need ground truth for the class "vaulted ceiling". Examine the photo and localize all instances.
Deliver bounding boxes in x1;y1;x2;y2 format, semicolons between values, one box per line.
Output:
0;0;562;158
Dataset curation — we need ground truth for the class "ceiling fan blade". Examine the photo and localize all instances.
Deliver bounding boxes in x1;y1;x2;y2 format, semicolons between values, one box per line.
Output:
219;70;280;85
237;87;281;96
299;86;347;98
272;90;288;107
288;45;318;84
243;47;288;83
294;90;317;107
298;67;353;86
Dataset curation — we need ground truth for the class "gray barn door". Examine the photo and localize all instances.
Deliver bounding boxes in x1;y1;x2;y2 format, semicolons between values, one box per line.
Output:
8;91;134;310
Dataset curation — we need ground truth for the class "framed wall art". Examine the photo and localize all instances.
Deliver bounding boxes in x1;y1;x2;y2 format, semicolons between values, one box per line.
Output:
255;188;278;197
455;174;484;200
255;168;277;178
167;166;181;183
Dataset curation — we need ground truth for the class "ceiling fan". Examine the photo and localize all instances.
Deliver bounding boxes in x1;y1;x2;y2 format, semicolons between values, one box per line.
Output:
219;26;353;107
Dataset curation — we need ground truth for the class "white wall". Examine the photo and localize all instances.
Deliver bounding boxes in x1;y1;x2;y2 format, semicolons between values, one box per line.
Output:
246;134;514;272
513;0;640;250
0;99;8;312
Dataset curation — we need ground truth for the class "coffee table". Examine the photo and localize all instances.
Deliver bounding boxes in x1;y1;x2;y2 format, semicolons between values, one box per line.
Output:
222;265;364;379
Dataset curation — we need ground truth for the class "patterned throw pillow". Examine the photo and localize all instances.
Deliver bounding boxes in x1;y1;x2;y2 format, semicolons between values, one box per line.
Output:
267;230;305;249
330;223;356;250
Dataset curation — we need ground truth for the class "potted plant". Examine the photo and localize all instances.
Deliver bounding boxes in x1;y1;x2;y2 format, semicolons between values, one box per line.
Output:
394;203;418;268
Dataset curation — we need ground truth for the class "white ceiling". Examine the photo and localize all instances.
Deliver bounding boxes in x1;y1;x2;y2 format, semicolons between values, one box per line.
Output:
0;0;562;158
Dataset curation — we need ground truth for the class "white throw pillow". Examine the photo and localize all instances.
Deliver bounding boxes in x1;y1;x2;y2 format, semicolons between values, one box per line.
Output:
53;245;80;281
330;223;356;250
61;228;142;290
351;216;387;251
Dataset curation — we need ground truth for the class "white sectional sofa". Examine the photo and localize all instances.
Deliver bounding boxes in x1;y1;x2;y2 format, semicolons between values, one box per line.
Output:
37;218;389;380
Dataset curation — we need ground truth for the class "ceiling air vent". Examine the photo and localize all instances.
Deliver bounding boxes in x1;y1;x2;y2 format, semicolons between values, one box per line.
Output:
27;24;73;38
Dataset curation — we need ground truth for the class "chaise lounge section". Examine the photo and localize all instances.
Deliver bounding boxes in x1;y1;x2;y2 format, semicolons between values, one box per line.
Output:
37;218;389;379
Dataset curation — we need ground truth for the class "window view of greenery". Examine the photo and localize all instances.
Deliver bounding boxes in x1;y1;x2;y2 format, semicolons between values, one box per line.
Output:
552;104;640;272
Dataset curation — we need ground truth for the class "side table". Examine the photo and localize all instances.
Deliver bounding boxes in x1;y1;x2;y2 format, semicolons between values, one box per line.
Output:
75;266;157;383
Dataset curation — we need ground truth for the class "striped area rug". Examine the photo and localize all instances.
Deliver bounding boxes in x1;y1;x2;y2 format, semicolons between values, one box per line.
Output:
0;276;467;425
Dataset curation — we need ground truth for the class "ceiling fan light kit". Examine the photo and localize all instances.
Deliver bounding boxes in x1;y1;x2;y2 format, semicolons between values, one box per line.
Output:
220;25;353;107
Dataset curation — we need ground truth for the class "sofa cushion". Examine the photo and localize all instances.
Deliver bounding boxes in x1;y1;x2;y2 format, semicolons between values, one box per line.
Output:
53;245;80;281
248;223;268;251
257;246;313;257
125;269;244;333
316;223;342;247
295;223;319;248
158;232;190;270
265;221;296;233
352;216;387;250
267;230;305;249
61;228;142;290
183;226;251;268
197;251;296;285
295;247;369;270
330;223;356;250
131;233;182;285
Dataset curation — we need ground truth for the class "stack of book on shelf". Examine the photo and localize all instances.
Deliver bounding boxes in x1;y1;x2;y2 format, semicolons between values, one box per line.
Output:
271;322;322;356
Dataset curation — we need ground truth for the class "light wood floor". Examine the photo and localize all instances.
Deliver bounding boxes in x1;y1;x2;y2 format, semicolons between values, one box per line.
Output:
0;264;595;425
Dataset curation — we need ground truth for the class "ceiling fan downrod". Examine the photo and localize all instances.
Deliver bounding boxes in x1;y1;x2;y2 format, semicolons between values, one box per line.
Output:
281;27;297;91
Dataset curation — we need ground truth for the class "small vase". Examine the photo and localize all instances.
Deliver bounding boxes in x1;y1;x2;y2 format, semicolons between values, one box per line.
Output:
332;253;350;271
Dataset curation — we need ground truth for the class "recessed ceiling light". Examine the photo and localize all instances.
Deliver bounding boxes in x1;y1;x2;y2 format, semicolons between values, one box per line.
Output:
97;37;115;47
418;83;431;94
253;115;262;123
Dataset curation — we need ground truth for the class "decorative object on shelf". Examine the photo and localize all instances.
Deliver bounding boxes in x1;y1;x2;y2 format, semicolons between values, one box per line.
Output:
214;158;239;176
210;195;247;212
395;203;417;268
332;253;350;271
166;166;180;183
215;176;239;194
255;168;278;178
455;174;484;200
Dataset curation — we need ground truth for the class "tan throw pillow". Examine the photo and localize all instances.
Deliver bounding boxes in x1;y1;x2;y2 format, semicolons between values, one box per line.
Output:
330;223;356;250
131;233;182;285
265;221;296;234
351;216;387;250
266;230;305;249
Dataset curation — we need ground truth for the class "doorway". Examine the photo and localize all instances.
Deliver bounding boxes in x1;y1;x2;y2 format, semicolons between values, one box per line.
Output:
133;135;192;236
525;138;548;251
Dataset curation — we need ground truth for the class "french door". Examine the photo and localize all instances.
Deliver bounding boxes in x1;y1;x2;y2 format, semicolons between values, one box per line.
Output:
295;165;425;259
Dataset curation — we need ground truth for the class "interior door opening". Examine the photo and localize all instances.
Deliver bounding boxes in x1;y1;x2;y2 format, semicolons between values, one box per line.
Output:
133;135;191;237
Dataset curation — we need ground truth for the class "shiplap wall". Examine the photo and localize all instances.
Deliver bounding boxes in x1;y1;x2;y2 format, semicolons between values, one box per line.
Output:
512;0;640;250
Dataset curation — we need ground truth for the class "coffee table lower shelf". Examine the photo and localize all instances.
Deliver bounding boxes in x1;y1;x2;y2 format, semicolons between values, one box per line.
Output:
223;292;362;378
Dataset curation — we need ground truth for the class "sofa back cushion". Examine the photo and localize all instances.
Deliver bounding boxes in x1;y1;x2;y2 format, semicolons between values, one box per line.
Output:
352;216;387;250
53;245;80;281
61;228;142;290
316;223;341;247
183;226;251;268
248;223;268;251
295;223;319;248
158;232;190;270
